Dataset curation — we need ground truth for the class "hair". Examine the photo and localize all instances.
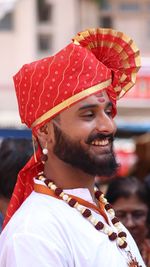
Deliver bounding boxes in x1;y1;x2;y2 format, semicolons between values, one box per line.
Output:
105;176;149;205
105;176;150;227
0;138;33;199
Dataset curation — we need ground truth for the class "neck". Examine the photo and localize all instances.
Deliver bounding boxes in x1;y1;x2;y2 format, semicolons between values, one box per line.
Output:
44;154;95;200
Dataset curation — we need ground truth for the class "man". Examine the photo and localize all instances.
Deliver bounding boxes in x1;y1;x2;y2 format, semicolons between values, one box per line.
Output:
0;28;145;266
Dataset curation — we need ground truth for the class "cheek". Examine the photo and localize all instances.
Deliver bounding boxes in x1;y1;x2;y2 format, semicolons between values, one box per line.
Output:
112;120;117;134
61;118;94;140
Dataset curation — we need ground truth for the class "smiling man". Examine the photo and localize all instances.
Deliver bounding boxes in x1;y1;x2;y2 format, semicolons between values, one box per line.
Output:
0;28;145;267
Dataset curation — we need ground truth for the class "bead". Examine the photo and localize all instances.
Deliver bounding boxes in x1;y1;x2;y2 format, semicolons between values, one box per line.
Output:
101;197;107;204
48;182;53;187
68;198;77;207
109;213;115;220
107;208;114;214
74;202;78;208
108;232;117;241
117;237;124;246
114;222;120;227
62;194;69;201
95;221;104;230
116;226;123;232
121;237;127;241
100;193;105;199
119;241;127;249
90;216;97;225
41;154;48;163
43;148;48;155
55;188;63;196
67;197;72;203
36;175;129;250
76;204;82;211
112;217;119;225
105;204;113;210
38;175;44;180
51;184;57;190
38;171;44;175
118;231;127;238
44;179;52;186
95;190;103;200
82;209;91;218
60;192;64;197
107;209;115;219
103;226;109;234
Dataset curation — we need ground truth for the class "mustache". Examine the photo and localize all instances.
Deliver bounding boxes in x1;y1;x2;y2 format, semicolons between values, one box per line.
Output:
86;133;114;144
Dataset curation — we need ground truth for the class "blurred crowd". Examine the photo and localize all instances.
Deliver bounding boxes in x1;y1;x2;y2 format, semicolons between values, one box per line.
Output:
0;138;33;232
0;134;150;266
96;132;150;266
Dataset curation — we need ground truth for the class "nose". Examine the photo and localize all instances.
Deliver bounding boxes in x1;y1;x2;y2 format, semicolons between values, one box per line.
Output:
96;113;116;135
125;214;135;228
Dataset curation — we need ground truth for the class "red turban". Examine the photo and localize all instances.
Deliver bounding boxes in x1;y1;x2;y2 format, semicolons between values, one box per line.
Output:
3;27;141;228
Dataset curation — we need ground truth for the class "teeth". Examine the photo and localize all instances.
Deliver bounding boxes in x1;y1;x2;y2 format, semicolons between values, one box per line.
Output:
91;139;109;146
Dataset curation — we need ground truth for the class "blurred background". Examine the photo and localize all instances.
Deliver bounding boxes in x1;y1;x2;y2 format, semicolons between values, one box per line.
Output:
0;0;150;178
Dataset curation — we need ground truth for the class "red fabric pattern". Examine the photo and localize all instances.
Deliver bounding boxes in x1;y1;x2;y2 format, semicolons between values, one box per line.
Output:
14;43;111;130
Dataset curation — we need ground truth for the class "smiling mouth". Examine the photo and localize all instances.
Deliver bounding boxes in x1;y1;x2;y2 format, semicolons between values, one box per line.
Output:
91;139;109;146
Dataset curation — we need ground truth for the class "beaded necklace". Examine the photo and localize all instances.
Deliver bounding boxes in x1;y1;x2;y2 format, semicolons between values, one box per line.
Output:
36;172;142;267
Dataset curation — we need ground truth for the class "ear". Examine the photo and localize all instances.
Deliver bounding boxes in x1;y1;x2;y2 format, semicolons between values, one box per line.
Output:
36;122;54;149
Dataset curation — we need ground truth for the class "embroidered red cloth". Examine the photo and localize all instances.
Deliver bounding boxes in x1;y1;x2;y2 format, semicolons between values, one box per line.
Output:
3;28;141;228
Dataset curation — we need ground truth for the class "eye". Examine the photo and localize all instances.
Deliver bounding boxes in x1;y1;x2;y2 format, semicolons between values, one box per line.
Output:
115;211;126;219
105;109;113;117
80;110;95;120
132;210;147;220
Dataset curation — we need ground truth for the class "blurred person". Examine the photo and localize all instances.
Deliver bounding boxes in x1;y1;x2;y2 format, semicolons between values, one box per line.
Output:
0;138;32;232
105;176;150;266
144;174;150;237
130;133;150;180
0;28;145;266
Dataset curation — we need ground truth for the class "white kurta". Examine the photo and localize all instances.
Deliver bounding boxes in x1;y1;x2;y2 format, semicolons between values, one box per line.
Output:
0;184;146;267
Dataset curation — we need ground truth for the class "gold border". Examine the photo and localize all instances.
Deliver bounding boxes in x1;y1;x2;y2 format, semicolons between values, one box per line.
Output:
73;27;141;101
31;79;111;128
73;28;141;70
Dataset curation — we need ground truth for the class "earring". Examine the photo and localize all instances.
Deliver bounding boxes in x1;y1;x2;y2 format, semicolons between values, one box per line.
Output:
41;143;48;164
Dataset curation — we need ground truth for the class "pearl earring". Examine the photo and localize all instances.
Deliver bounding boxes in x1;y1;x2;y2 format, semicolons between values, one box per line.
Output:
41;143;48;164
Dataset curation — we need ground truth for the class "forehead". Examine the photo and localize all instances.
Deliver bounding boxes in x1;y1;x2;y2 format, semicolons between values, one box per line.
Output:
66;90;110;112
77;90;110;107
59;90;111;120
113;196;148;211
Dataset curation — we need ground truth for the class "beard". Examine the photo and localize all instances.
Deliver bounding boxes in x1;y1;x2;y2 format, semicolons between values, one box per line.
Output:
53;123;118;177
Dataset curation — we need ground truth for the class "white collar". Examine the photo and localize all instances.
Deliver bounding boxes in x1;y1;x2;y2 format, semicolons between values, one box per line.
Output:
64;188;95;204
34;178;95;205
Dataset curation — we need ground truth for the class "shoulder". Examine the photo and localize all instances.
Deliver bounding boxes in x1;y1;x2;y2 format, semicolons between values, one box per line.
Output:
0;192;73;261
5;192;70;234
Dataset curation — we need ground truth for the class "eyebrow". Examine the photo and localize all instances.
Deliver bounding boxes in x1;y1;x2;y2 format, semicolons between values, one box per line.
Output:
78;101;113;111
79;104;98;111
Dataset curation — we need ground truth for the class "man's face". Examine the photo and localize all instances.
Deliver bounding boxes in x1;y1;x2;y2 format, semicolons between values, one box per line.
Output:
52;90;118;177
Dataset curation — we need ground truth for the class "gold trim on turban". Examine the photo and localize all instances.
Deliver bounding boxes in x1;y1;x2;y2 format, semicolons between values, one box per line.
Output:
31;78;111;128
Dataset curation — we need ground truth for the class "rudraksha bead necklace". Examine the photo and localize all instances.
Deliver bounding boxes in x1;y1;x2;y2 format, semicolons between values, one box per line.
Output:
36;172;127;250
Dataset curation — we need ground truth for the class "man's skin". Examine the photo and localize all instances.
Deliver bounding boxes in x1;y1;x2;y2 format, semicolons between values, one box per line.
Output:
37;90;116;201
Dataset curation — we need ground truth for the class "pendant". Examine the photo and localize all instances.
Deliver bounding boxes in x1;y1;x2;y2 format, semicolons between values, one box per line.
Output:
127;251;142;267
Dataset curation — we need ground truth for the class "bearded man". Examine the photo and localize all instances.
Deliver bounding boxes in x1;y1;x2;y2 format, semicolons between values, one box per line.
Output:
0;28;145;267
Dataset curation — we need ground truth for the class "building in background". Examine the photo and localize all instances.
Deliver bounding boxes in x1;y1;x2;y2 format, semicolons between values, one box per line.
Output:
0;0;149;133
